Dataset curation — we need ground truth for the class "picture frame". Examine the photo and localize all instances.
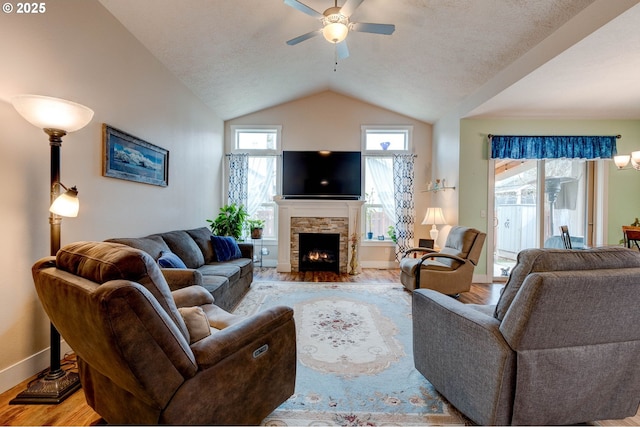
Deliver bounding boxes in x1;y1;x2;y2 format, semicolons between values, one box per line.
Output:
103;124;169;187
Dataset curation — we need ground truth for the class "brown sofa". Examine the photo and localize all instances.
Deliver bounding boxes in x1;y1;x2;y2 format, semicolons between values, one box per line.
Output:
412;247;640;425
107;227;252;311
32;241;296;425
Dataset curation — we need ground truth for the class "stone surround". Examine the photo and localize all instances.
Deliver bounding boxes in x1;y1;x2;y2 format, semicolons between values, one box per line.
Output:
291;217;348;273
275;197;365;273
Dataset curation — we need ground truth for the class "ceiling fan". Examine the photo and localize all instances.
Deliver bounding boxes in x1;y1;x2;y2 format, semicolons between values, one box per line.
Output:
284;0;395;59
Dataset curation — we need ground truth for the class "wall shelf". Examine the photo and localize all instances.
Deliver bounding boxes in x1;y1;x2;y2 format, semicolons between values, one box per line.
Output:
422;186;456;193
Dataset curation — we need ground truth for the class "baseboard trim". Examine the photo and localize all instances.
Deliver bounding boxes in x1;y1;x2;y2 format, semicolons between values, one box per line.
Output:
473;273;492;284
360;261;399;269
0;341;72;395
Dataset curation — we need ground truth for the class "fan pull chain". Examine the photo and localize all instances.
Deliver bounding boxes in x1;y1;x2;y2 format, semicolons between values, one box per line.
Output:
334;45;338;72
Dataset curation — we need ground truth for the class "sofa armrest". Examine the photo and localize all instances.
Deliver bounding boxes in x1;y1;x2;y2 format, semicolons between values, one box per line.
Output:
172;285;214;308
238;243;254;260
190;305;294;368
412;289;515;425
161;268;203;291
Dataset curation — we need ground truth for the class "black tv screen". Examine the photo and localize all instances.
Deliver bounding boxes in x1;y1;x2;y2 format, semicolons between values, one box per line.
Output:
282;151;362;199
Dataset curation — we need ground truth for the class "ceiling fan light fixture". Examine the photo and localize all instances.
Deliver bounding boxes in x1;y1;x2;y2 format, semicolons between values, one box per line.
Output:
322;11;349;43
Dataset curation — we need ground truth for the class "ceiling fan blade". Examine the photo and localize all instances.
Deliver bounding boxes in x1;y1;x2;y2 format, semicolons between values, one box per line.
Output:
283;0;323;19
340;0;364;18
351;22;395;35
336;40;349;59
286;29;322;45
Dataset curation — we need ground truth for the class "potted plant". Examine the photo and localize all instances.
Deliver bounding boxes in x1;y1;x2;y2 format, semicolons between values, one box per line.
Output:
387;225;397;243
246;218;265;239
207;203;247;240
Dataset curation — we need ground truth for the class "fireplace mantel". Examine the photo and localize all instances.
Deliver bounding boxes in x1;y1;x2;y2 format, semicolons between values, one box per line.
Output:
275;197;365;272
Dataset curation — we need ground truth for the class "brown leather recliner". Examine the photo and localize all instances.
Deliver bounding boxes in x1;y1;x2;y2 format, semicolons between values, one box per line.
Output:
32;241;296;425
399;226;486;294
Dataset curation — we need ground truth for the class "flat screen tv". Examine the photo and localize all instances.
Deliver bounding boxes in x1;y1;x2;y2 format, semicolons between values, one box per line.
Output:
282;151;362;199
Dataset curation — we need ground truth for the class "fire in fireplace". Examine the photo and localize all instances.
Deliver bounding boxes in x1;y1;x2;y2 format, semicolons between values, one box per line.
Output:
299;233;340;273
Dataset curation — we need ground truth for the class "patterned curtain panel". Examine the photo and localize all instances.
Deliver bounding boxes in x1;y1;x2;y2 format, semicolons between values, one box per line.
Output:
490;135;618;159
393;154;415;262
227;153;248;207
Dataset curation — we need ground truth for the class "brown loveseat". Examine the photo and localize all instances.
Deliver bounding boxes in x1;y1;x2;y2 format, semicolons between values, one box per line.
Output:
412;247;640;425
32;241;296;425
107;227;252;311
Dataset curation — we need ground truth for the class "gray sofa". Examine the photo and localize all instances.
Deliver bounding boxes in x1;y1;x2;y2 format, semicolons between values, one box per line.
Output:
412;247;640;425
107;227;253;311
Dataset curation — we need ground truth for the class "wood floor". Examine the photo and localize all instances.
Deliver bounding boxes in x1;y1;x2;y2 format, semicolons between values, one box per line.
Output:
0;268;637;426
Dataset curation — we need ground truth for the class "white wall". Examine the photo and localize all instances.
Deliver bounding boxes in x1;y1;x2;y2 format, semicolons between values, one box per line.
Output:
0;0;223;392
226;91;433;266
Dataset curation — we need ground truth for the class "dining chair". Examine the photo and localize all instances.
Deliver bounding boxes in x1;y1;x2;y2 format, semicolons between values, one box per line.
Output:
559;225;572;249
622;225;640;250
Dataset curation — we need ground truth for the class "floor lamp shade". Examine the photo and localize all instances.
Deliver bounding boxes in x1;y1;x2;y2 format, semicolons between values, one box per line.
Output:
422;207;447;241
11;94;94;133
9;94;92;405
49;186;79;217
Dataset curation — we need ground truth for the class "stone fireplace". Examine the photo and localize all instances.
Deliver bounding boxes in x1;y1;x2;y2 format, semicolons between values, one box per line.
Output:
275;197;365;273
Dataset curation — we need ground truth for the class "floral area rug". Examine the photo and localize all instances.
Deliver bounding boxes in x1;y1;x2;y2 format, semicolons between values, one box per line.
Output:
233;282;468;426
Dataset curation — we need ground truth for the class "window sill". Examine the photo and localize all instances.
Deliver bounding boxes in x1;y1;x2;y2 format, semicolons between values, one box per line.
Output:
361;239;395;247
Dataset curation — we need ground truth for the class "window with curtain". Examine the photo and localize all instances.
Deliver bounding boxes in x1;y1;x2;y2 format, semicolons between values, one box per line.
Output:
362;126;413;245
230;126;281;239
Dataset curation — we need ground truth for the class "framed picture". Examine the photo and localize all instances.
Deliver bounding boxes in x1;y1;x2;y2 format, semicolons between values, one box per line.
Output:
103;124;169;187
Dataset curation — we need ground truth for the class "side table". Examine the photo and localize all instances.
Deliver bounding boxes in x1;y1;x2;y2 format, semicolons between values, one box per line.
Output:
252;238;263;267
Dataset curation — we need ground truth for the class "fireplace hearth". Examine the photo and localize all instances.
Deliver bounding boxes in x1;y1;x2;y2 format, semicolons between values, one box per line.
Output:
299;233;340;273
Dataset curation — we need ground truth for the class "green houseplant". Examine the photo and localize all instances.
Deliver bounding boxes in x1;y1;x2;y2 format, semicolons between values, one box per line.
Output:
387;225;397;243
207;203;247;240
246;218;265;239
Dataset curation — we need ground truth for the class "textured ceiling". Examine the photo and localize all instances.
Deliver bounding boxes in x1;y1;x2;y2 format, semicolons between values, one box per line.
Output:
98;0;640;122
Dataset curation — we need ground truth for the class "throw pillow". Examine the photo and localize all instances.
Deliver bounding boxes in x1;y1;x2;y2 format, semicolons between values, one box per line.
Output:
210;236;242;262
178;306;211;344
157;250;187;269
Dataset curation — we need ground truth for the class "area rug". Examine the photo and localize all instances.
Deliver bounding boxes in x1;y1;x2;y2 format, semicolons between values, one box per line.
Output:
233;282;468;426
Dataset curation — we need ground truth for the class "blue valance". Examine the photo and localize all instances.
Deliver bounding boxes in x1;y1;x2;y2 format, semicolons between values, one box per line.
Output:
490;135;619;160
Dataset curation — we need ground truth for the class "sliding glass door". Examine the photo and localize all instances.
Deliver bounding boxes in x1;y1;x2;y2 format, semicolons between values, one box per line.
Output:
492;159;591;280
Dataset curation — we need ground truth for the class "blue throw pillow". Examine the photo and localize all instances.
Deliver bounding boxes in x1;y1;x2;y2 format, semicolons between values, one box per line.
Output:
158;250;187;268
211;236;242;262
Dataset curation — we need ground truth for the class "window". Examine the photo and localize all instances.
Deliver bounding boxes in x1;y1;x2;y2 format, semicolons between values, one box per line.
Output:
230;126;281;239
361;126;412;241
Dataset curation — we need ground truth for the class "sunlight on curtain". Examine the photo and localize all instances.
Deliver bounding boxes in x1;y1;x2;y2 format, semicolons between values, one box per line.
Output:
246;156;276;217
366;157;395;221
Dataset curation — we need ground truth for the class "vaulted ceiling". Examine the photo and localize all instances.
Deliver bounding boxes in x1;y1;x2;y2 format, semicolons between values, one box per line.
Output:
98;0;640;122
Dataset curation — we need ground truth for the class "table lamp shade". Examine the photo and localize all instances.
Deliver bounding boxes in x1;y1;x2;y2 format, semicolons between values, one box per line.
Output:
422;207;446;226
422;207;446;242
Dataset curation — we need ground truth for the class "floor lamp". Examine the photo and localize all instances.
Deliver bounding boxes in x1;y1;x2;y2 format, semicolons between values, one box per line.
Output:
10;94;94;404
